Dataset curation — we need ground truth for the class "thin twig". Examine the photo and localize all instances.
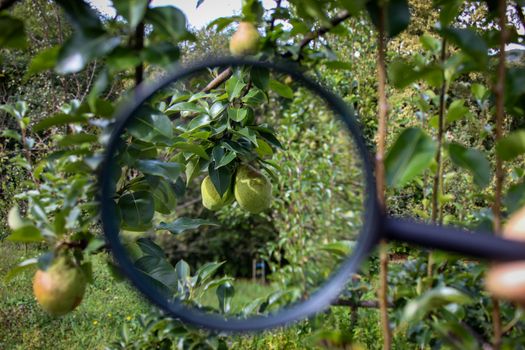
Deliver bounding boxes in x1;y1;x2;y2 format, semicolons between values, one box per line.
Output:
491;0;507;348
428;39;448;279
376;4;392;349
298;10;351;51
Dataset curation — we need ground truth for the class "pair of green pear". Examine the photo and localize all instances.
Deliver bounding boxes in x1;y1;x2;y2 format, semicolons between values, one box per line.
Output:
201;165;272;214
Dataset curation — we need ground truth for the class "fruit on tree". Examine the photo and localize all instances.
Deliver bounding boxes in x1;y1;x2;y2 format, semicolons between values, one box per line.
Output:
234;165;272;214
229;21;260;56
201;175;233;211
33;256;87;316
485;206;525;304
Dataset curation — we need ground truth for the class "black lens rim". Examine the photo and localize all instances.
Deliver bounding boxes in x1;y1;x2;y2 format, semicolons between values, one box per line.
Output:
99;57;381;332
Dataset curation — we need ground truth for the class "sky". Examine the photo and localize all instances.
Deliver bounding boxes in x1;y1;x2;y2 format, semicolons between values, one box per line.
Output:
89;0;275;28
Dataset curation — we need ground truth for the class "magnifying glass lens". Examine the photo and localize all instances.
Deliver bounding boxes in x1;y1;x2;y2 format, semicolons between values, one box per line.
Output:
107;63;368;321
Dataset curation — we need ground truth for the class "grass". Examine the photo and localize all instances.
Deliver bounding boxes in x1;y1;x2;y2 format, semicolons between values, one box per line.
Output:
198;279;276;311
0;242;149;350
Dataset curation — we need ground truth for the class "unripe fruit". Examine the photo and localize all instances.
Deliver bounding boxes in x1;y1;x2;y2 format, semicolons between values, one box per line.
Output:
485;206;525;304
229;22;261;56
201;175;233;211
234;165;272;214
33;257;87;316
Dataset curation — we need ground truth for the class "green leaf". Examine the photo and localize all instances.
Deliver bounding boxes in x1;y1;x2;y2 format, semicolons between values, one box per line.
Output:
436;0;463;26
127;106;173;144
505;180;525;214
136;237;165;258
403;286;472;324
151;180;178;214
446;99;469;124
196;261;225;285
385;127;437;188
0;15;27;49
448;143;491;188
146;6;191;42
228;107;249;122
225;75;246;101
112;0;149;29
269;79;293;99
118;191;155;231
7;226;43;243
367;0;410;38
172;142;210;159
207;16;239;32
175;259;190;280
441;27;488;67
25;46;60;78
216;282;235;314
215;151;237;169
33;113;88;132
388;59;441;89
4;258;38;283
242;89;266;106
324;61;353;70
208;164;232;197
135;255;178;290
320;241;356;258
136;160;182;181
237;127;258;146
157;217;219;234
496;130;525;161
250;67;269;90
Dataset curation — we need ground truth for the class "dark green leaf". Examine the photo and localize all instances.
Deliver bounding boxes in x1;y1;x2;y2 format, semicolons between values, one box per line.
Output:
441;27;488;67
135;255;178;290
251;67;269;90
385;127;437;187
216;282;235;314
0;15;27;49
505;180;525;214
136;237;165;258
448;143;491;188
33;113;88;132
208;163;232;197
118;191;154;231
367;0;410;38
496;130;525;161
127;106;173;144
136;159;182;181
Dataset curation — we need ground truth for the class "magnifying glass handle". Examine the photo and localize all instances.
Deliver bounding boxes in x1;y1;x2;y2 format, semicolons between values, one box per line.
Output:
384;217;525;262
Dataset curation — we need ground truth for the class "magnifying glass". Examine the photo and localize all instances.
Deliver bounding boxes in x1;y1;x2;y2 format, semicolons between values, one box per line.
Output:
99;57;525;332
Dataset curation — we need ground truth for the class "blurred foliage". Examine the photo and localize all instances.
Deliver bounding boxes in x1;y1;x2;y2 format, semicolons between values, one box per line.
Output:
1;0;525;349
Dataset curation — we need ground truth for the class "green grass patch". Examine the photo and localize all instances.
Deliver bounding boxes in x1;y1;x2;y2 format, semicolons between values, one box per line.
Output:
0;242;149;350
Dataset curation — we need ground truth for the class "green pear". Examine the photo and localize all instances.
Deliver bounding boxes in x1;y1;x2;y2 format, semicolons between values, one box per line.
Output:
234;165;272;214
229;21;261;56
201;175;233;211
33;257;87;316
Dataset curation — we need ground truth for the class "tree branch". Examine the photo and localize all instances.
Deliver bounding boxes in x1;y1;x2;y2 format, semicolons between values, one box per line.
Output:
491;0;508;348
376;4;392;349
298;10;351;51
201;10;352;94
